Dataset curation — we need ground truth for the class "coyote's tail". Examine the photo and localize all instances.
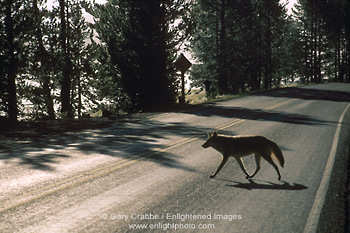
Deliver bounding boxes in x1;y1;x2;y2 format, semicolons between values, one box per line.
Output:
269;141;284;167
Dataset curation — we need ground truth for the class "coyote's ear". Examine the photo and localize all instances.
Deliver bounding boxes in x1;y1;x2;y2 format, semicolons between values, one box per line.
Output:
207;132;215;137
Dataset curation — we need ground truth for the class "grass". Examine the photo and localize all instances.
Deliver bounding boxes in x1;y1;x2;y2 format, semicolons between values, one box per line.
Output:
185;88;207;104
185;88;241;105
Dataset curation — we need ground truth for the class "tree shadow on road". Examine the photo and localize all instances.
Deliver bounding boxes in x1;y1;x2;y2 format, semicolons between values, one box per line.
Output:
4;85;347;171
18;154;70;171
185;84;350;126
188;105;331;126
222;179;308;191
0;116;209;172
253;85;350;103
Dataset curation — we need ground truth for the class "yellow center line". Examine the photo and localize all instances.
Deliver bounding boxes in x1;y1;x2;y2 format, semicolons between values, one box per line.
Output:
0;98;296;213
218;99;296;130
264;99;296;110
217;119;246;130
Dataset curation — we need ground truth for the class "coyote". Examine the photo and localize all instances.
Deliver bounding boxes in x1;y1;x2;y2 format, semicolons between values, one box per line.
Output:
202;132;284;180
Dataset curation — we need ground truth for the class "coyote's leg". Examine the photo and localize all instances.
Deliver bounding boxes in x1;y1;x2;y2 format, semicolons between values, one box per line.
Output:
249;154;261;179
210;156;228;178
235;157;251;179
263;153;281;180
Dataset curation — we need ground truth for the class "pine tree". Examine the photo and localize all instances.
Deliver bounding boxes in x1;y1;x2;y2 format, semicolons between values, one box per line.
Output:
69;0;93;118
58;0;73;117
30;0;55;119
190;0;288;96
91;0;191;112
0;0;32;122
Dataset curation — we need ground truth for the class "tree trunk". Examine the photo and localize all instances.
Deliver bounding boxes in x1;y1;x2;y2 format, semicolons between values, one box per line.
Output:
7;65;17;123
59;0;72;118
317;15;322;83
5;0;18;123
257;5;262;90
218;0;228;94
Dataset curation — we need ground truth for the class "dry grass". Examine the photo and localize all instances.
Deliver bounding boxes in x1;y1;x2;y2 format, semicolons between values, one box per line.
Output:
186;88;240;105
186;88;207;104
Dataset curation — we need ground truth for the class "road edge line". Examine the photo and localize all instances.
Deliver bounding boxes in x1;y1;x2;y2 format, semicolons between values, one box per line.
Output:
304;103;350;233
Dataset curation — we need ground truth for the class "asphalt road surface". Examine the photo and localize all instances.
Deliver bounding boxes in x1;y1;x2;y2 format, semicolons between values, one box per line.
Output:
1;83;350;233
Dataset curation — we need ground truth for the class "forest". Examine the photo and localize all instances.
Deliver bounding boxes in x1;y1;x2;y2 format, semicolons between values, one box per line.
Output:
0;0;349;123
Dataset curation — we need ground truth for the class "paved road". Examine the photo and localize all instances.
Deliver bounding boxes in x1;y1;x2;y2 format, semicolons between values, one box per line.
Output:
1;83;350;233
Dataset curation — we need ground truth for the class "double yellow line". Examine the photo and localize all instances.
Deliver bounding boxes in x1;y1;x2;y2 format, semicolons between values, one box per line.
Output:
217;98;296;130
0;98;296;214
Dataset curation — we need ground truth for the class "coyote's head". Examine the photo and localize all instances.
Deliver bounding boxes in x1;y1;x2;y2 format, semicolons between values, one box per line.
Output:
202;132;218;148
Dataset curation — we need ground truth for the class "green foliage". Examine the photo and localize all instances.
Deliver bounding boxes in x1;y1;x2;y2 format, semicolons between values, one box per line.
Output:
292;0;350;83
0;0;33;121
190;0;289;98
91;0;191;112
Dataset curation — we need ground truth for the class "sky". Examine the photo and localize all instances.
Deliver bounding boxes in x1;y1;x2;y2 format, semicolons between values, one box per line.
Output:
46;0;297;15
46;0;106;10
281;0;298;15
45;0;106;23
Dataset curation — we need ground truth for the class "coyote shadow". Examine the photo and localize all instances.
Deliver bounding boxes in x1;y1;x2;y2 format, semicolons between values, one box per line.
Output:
223;179;308;191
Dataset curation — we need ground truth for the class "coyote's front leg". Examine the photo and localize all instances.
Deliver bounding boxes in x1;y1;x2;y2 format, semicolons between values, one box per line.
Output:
210;156;228;178
248;154;261;179
235;157;252;179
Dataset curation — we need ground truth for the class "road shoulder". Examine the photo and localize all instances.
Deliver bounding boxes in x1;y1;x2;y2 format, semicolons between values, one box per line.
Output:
317;106;350;233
